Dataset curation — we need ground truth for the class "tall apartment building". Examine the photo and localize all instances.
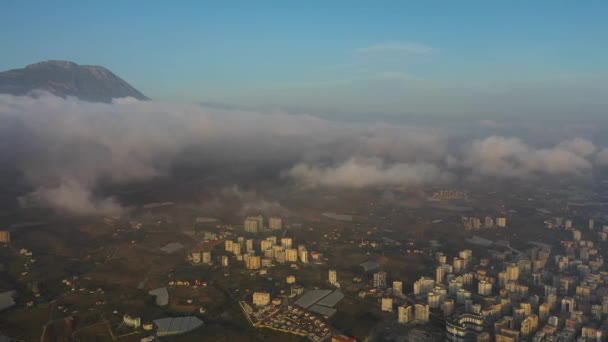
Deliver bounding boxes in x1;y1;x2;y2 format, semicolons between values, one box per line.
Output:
298;247;308;263
244;217;260;233
202;251;211;264
398;305;413;323
285;248;298;262
413;277;435;295
0;231;10;243
260;239;273;251
246;239;254;253
268;217;283;230
381;297;393;312
329;269;338;286
232;243;241;256
246;256;261;270
436;265;445;284
281;237;293;249
191;252;202;264
373;271;387;289
225;240;234;252
478;280;492;296
392;281;403;295
414;303;429;322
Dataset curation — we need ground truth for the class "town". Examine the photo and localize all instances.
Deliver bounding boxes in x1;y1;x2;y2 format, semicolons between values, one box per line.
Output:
2;178;608;342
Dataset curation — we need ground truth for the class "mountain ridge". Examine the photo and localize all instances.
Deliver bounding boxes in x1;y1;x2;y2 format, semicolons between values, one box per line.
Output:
0;60;149;103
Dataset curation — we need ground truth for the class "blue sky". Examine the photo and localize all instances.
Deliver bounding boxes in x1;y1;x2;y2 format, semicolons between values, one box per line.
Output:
1;1;607;119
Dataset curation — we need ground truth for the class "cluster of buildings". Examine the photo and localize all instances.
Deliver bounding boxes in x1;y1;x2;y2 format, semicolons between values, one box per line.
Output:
189;251;212;265
187;215;306;271
352;215;608;341
243;215;283;233
364;269;432;324
431;189;468;201
224;234;310;270
462;216;507;231
241;299;332;342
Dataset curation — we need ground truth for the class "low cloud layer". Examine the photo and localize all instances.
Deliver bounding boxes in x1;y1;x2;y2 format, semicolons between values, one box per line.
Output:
289;158;452;188
1;93;607;215
597;148;608;166
456;136;596;179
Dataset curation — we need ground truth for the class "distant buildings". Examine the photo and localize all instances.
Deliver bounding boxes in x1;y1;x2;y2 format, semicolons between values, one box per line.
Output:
191;252;202;264
462;216;482;231
0;231;9;243
298;246;309;263
281;237;293;249
246;256;261;270
436;265;444;284
291;285;305;297
392;281;403;296
561;296;576;313
225;240;234;252
478;280;492;296
285;248;298;262
202;251;211;264
462;216;507;231
442;299;455;316
253;291;271;306
413;277;435;295
244;216;262;233
496;328;520;342
123;314;141;328
244;215;274;233
381;297;393;312
328;269;338;286
261;239;273;251
268;216;283;230
373;271;387;289
398;305;413;323
445;313;485;341
232;243;241;256
414;303;429;322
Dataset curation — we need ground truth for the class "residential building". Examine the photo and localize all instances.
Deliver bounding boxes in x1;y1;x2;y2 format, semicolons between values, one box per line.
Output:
381;296;393;312
269;217;283;230
252;291;271;306
329;269;338;286
398;305;412;323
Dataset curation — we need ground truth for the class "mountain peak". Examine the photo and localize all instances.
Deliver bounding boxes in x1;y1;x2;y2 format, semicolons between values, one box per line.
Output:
0;60;148;103
25;60;79;69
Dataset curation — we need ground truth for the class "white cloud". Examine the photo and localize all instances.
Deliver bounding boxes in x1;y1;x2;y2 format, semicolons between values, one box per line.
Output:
21;180;123;216
458;136;594;178
556;138;596;157
288;158;452;188
2;93;607;215
0;93;446;214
